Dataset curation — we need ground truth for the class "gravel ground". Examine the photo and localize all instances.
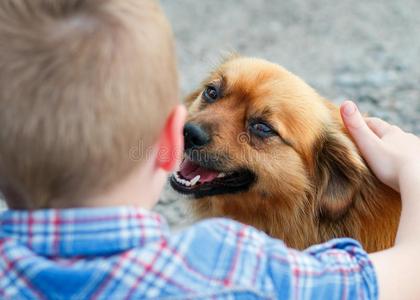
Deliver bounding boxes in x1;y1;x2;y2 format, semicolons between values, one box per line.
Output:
1;1;419;226
155;0;420;227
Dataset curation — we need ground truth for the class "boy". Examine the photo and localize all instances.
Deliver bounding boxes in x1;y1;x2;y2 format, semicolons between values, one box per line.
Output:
0;0;419;299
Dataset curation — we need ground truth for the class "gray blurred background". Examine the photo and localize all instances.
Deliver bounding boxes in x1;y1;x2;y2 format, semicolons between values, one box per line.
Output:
1;1;419;221
155;0;420;226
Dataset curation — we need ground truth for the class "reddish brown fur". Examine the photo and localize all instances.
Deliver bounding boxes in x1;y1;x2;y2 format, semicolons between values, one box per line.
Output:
186;57;401;252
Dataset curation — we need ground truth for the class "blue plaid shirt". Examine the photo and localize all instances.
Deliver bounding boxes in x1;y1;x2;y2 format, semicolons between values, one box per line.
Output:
0;207;378;299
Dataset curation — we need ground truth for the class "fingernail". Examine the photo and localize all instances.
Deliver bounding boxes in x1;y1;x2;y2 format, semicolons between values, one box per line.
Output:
343;101;357;116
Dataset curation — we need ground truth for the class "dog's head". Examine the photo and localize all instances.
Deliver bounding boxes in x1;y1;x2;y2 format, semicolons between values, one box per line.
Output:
171;56;369;220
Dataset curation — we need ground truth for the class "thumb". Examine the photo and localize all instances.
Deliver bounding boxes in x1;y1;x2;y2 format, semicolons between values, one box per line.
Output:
340;101;383;166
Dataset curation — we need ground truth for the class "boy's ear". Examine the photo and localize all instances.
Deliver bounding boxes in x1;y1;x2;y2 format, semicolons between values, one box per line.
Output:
155;105;187;171
314;129;370;220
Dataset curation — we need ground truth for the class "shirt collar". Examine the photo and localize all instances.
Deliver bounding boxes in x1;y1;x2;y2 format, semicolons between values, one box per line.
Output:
0;206;168;257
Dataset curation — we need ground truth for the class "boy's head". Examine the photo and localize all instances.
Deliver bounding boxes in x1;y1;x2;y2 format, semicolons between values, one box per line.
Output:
0;0;184;209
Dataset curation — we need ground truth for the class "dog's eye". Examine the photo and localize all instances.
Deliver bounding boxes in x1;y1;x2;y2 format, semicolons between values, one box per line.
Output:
202;85;219;103
249;122;276;138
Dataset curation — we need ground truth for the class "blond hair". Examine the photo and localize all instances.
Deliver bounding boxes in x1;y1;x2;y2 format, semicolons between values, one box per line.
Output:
0;0;178;208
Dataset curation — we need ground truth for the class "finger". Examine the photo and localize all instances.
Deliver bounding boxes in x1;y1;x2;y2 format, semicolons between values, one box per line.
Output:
340;101;383;164
365;117;392;138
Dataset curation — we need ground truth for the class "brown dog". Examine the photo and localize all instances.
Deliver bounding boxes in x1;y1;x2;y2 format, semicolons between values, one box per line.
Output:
170;56;401;252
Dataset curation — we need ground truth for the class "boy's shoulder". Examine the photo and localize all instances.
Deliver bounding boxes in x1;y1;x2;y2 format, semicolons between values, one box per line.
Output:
176;217;279;249
169;217;286;277
158;218;279;293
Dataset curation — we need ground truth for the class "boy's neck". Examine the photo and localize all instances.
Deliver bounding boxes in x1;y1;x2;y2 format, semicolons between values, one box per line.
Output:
7;157;166;211
56;161;165;210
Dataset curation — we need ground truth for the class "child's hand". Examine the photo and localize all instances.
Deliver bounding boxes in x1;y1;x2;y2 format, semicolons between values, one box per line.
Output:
344;100;420;300
340;101;420;192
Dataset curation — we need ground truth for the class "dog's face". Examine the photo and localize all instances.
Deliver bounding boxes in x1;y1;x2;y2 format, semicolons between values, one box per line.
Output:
171;57;368;220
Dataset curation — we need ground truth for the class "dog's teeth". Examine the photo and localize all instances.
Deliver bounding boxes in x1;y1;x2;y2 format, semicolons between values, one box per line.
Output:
174;173;199;187
217;173;226;178
179;179;190;187
190;175;200;186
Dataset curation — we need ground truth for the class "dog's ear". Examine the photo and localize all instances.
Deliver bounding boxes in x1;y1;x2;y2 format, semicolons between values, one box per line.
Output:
314;129;370;220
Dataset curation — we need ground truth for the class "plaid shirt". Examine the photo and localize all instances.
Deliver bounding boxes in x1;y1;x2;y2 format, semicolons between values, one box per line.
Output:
0;207;377;300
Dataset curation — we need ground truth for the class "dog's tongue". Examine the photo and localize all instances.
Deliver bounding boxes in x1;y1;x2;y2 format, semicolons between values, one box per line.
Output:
179;159;219;183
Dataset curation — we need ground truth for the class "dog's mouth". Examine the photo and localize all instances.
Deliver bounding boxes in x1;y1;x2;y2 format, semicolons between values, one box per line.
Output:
170;157;255;198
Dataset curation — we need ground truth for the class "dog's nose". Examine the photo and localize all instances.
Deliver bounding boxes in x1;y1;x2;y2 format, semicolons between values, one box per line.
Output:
183;123;210;150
